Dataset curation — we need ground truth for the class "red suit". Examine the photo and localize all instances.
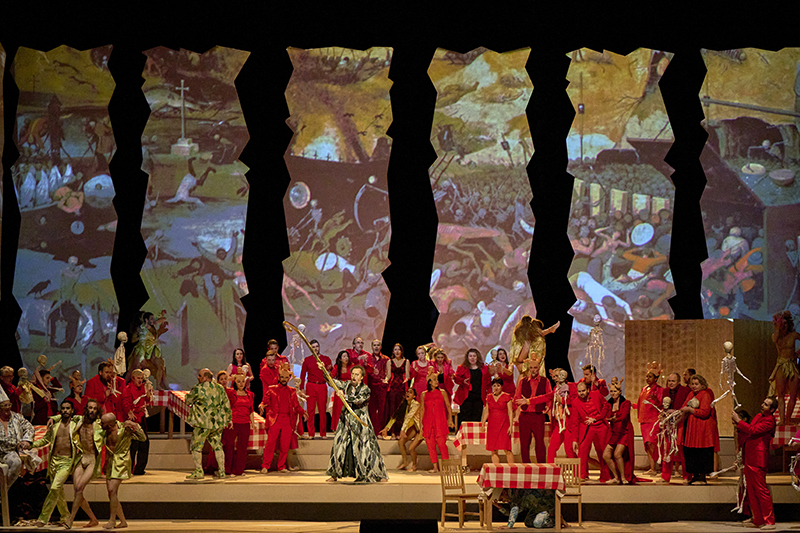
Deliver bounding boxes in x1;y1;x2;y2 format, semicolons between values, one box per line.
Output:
84;375;117;416
422;388;450;464
300;354;332;438
261;384;305;471
573;390;611;479
514;374;552;462
578;377;608;397
360;352;390;434
634;383;664;445
528;382;578;462
737;413;776;527
226;390;254;475
122;381;149;423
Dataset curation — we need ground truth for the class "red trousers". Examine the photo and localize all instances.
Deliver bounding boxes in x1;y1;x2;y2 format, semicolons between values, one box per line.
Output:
262;414;292;471
332;396;344;431
547;426;576;462
519;412;546;463
305;382;328;437
206;428;234;472
369;382;389;435
425;435;449;464
743;464;775;526
224;422;250;475
578;423;609;479
660;447;689;482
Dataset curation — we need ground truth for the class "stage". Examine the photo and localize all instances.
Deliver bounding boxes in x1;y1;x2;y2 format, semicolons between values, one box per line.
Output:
48;467;800;524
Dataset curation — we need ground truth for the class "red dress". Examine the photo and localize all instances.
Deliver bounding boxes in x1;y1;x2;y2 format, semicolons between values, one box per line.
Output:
485;392;512;451
411;360;432;398
422;388;449;441
495;365;516;395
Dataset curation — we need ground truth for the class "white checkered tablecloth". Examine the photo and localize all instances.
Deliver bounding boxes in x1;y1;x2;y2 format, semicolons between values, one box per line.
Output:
453;420;551;455
167;390;191;419
773;424;799;447
477;463;564;491
249;414;267;451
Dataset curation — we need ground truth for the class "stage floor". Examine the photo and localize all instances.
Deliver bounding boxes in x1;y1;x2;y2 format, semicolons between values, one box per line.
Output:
63;469;800;505
5;519;800;532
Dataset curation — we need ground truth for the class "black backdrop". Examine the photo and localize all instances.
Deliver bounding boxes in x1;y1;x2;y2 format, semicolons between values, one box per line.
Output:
0;3;791;398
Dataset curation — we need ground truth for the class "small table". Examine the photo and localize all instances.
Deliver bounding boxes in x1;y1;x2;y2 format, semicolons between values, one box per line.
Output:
454;421;551;470
476;463;564;530
158;390;268;451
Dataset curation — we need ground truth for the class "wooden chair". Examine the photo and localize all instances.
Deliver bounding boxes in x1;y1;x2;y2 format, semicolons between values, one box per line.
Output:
0;463;10;527
439;458;484;528
553;457;582;531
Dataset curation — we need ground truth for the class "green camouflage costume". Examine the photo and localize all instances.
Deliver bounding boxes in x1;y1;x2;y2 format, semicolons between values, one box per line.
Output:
185;380;232;478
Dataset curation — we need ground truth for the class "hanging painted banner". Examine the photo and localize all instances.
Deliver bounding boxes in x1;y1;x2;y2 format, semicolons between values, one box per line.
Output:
282;46;393;362
428;47;535;364
565;48;675;389
138;46;250;389
11;45;117;414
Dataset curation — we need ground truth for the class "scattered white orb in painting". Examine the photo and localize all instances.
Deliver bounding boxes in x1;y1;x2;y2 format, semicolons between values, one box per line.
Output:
289;181;311;209
71;221;85;235
631;223;654;246
368;175;377;185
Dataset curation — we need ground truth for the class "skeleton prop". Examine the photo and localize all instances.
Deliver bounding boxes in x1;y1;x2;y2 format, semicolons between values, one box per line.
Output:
715;341;751;409
654;397;680;464
551;369;570;433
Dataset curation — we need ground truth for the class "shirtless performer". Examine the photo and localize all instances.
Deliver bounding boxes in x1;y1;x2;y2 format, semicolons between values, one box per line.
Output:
100;412;145;529
67;399;103;528
32;399;78;527
770;310;800;425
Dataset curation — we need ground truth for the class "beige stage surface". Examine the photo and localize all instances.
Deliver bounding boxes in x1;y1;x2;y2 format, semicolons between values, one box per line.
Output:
4;519;800;532
59;469;800;505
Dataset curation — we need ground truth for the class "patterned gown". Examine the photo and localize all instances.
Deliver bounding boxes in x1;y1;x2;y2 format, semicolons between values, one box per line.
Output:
326;379;388;482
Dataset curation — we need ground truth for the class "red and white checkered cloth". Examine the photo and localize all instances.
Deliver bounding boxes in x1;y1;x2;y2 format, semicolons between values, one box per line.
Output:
151;389;171;408
772;394;800;422
477;463;565;491
453;421;552;454
772;424;799;448
24;425;50;474
167;390;191;420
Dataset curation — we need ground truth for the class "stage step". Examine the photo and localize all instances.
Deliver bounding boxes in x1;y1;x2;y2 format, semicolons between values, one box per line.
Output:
147;436;195;470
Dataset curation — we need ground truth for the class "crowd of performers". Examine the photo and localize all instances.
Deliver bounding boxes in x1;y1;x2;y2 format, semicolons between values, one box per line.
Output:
1;310;798;527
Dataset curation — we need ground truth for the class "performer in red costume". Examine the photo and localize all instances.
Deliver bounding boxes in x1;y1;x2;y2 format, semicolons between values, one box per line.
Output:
122;369;152;475
579;364;608;397
633;369;665;474
679;374;719;484
454;349;489;429
732;397;777;529
430;348;455;400
410;345;433;399
489;348;516;395
0;367;20;412
482;377;514;465
385;344;410;437
571;381;611;481
420;371;454;472
513;355;551;463
525;368;577;462
331;351;353;431
259;364;307;473
661;372;690;482
602;378;640;484
300;339;332;439
226;373;254;476
360;339;391;433
345;336;369;367
84;362;120;417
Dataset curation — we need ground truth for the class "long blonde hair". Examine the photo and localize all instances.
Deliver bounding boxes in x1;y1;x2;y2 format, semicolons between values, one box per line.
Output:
513;315;543;343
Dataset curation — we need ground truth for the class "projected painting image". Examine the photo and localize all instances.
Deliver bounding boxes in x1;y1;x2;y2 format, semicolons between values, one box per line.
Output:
428;47;535;363
566;48;675;388
11;45;118;395
281;46;393;360
699;48;800;321
0;44;4;281
139;46;250;389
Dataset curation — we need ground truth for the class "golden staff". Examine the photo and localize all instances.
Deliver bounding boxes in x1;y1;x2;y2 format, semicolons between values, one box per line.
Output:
282;321;367;427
